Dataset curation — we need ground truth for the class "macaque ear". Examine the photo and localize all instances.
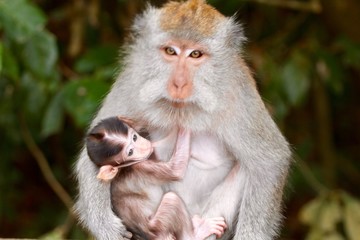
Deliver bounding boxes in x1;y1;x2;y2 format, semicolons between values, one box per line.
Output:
97;165;119;181
117;116;134;128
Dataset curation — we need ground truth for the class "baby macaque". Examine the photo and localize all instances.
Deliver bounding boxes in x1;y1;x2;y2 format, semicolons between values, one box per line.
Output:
86;116;227;240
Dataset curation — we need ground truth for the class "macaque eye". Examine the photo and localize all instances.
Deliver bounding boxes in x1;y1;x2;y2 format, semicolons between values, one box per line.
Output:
90;132;104;140
189;50;203;58
128;149;134;156
133;134;137;142
165;47;176;55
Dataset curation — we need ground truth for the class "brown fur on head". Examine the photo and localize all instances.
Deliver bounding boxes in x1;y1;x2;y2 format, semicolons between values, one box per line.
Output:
160;0;225;37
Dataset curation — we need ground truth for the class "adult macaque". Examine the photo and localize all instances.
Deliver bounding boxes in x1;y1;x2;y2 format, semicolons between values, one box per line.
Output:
74;0;292;239
85;116;226;240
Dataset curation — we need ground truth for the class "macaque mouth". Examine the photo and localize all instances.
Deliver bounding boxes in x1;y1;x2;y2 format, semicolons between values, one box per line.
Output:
171;101;186;108
160;98;190;108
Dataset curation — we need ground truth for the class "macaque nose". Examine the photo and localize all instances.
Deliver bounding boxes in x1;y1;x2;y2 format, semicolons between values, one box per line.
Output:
173;76;187;90
168;75;192;100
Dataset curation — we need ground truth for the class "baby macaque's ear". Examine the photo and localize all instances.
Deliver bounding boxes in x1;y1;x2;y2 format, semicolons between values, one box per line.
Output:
117;116;134;128
97;165;118;181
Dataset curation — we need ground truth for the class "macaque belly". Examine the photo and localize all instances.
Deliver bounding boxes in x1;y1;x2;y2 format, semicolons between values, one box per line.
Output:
152;130;234;214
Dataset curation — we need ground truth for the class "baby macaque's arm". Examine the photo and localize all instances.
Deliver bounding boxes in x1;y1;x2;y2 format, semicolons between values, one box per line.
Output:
133;128;191;182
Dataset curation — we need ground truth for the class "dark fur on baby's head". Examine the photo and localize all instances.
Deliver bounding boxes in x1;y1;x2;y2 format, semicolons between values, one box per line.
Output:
86;117;129;166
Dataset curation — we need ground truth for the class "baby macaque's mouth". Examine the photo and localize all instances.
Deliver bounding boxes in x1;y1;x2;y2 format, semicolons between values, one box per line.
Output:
118;159;145;168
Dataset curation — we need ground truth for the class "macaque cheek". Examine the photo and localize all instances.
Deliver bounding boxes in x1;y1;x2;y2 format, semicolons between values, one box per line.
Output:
135;137;153;159
139;82;161;103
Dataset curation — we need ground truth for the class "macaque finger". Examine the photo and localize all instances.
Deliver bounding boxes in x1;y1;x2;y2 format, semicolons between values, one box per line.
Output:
123;230;133;239
209;217;227;229
213;230;223;239
213;226;226;239
206;217;226;238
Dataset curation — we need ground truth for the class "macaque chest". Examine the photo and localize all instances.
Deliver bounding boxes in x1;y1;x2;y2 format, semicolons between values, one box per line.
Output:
153;130;232;169
153;130;234;212
190;133;232;169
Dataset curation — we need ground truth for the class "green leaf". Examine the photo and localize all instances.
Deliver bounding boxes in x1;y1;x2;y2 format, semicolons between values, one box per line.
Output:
306;227;323;240
299;196;324;225
63;78;110;127
317;51;345;95
272;97;289;120
0;0;46;42
20;73;47;114
93;65;118;81
0;79;19;142
21;31;58;79
280;51;311;106
40;227;64;240
74;45;119;73
325;232;345;240
0;41;2;74
337;37;360;68
319;198;342;232
41;91;65;138
1;43;20;81
343;194;360;240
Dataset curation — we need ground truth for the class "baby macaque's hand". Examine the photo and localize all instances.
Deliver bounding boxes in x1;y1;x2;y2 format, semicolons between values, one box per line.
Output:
192;215;227;239
119;229;132;240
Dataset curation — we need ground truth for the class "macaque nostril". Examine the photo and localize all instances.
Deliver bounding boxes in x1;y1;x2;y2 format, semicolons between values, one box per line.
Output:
173;77;187;90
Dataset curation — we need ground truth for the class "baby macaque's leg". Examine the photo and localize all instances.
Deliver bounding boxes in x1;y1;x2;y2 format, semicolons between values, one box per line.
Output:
148;192;192;239
148;192;227;240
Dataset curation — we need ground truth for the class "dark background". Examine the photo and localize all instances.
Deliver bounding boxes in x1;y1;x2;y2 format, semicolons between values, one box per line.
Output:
1;0;359;239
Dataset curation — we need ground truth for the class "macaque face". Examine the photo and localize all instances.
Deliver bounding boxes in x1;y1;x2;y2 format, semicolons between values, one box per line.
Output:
87;118;153;168
160;40;209;108
120;127;153;165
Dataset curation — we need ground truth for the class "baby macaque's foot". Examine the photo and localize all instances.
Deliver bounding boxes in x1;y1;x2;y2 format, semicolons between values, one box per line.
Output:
192;215;227;239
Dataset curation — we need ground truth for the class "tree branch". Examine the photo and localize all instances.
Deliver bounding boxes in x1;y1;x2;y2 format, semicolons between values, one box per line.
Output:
19;115;74;213
68;0;85;57
294;154;328;194
246;0;322;13
312;76;337;188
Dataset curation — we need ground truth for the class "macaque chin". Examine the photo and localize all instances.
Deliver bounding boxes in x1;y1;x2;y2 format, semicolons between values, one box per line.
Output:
85;116;227;240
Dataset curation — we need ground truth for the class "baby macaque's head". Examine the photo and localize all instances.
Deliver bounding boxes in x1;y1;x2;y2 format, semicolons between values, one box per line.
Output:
86;117;153;180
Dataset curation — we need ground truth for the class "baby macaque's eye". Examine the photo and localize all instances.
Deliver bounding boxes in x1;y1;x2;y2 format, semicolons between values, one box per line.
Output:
133;134;137;142
128;149;134;156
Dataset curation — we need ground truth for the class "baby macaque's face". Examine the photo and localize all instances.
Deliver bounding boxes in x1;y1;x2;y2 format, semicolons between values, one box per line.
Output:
120;127;153;166
86;117;153;168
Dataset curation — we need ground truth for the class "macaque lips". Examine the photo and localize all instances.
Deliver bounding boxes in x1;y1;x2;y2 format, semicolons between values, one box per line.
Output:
171;101;186;108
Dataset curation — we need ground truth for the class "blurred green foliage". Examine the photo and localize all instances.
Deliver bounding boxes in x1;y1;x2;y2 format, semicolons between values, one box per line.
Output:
0;0;359;239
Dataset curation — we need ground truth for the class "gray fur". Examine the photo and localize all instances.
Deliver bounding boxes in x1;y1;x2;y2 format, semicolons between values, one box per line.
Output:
74;3;291;240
